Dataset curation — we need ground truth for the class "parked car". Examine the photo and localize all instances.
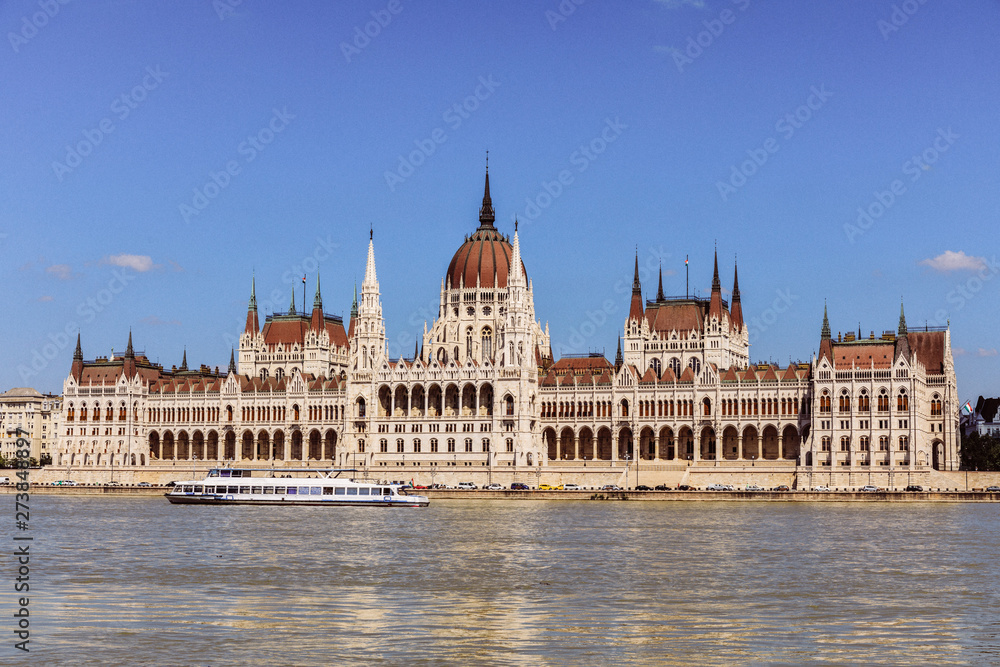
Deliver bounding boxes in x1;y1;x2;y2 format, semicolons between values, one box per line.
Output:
860;485;879;492
654;484;670;491
55;480;79;486
484;483;503;490
563;483;581;490
772;485;790;491
812;485;831;491
635;485;652;491
706;483;733;491
457;482;477;490
0;477;10;484
601;484;622;491
986;486;1000;492
137;481;151;487
904;485;923;492
745;484;764;492
676;484;692;491
510;482;529;490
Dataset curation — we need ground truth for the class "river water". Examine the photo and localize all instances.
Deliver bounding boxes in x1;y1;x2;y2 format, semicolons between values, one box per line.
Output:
9;497;1000;665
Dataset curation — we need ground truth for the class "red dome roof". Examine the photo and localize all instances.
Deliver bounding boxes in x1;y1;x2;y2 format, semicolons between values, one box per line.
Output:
447;227;516;289
445;171;525;289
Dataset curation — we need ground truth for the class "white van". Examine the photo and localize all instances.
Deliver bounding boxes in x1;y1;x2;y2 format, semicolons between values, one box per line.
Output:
457;482;477;490
0;477;10;484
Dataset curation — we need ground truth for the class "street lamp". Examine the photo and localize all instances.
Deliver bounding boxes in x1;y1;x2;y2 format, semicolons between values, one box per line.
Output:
192;454;197;480
623;452;631;490
751;455;755;467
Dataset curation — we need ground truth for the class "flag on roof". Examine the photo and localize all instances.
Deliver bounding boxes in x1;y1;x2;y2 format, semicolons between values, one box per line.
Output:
962;400;973;414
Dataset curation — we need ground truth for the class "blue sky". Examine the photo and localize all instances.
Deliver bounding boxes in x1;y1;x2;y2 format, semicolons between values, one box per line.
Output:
2;0;998;400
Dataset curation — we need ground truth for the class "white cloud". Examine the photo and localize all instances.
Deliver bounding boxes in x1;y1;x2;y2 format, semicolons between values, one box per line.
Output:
45;264;74;280
977;348;998;357
919;250;986;273
103;253;155;272
953;347;966;356
654;0;706;8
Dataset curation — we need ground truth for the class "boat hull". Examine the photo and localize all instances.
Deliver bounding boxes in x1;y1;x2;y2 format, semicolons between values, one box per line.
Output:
165;493;428;507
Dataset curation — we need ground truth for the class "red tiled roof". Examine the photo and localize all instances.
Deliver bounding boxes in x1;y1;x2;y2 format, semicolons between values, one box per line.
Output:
550;356;613;373
447;227;522;289
832;342;894;369
644;302;705;337
908;331;946;374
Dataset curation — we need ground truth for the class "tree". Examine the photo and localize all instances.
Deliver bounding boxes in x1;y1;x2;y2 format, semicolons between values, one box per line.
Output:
960;432;1000;471
40;453;52;466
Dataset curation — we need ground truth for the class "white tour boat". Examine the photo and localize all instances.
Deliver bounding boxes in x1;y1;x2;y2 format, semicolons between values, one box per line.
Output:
165;467;429;507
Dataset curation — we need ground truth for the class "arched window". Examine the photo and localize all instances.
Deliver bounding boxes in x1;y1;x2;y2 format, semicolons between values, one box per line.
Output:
898;436;909;451
702;397;711;416
464;438;473;452
481;327;492;361
897;390;909;412
447;438;456;453
380;438;388;453
505;395;514;416
858;390;870;412
840;436;850;451
413;439;421;453
839;390;850;413
651;358;661;376
466;327;473;360
356;397;366;418
396;439;404;453
260;368;269;381
620;399;629;418
482;438;490;452
669;357;681;376
276;368;285;381
878;389;889;412
688;357;701;375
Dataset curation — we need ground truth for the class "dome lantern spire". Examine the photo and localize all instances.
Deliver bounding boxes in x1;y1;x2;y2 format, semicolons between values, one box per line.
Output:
478;157;495;228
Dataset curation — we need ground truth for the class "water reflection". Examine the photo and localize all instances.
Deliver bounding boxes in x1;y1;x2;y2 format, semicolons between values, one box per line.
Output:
24;498;1000;664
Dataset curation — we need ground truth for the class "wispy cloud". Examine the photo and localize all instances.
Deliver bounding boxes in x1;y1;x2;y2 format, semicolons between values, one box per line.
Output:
977;347;997;357
653;0;706;8
168;260;184;272
37;295;54;302
953;347;966;356
45;264;75;280
919;250;986;273
103;253;157;272
140;315;181;327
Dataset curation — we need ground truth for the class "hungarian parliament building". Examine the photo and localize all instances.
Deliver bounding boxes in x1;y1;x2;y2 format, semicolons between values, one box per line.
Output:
56;171;961;478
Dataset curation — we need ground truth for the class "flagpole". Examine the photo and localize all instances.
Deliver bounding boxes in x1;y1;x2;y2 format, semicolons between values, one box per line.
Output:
302;275;306;316
685;255;689;298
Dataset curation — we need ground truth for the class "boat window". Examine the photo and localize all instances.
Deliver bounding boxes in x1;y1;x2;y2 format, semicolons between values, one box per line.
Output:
227;486;238;494
288;487;298;495
208;470;220;477
251;486;262;494
240;486;250;494
275;486;286;494
380;487;389;495
298;487;310;494
360;487;370;495
323;487;333;495
221;470;232;478
335;487;346;495
346;487;357;495
310;487;321;495
194;486;203;493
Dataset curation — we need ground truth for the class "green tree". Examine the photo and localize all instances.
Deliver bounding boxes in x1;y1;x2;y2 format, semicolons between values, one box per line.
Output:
960;432;1000;471
40;453;52;466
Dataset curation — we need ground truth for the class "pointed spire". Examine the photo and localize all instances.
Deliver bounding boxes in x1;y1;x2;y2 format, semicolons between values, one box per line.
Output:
313;274;323;310
350;282;358;319
289;286;296;314
180;348;188;371
228;348;237;375
245;275;260;334
74;332;83;360
126;330;134;357
628;252;644;322
615;335;623;370
363;233;377;287
656;263;665;301
249;274;257;311
712;248;721;291
898;298;908;336
821;301;831;340
478;160;495;228
413;339;419;362
510;219;525;287
730;259;743;332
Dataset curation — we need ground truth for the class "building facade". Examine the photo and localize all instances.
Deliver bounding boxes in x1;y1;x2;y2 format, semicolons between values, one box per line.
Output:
0;387;62;462
55;171;961;482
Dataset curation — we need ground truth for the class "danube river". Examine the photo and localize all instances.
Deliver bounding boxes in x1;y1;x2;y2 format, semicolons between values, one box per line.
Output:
11;497;1000;665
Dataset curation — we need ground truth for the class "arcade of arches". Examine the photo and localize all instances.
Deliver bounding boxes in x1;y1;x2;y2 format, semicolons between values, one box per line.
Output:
147;428;338;462
543;423;801;462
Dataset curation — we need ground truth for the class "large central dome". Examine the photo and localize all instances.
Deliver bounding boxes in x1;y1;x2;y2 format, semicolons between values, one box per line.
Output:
446;171;523;289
